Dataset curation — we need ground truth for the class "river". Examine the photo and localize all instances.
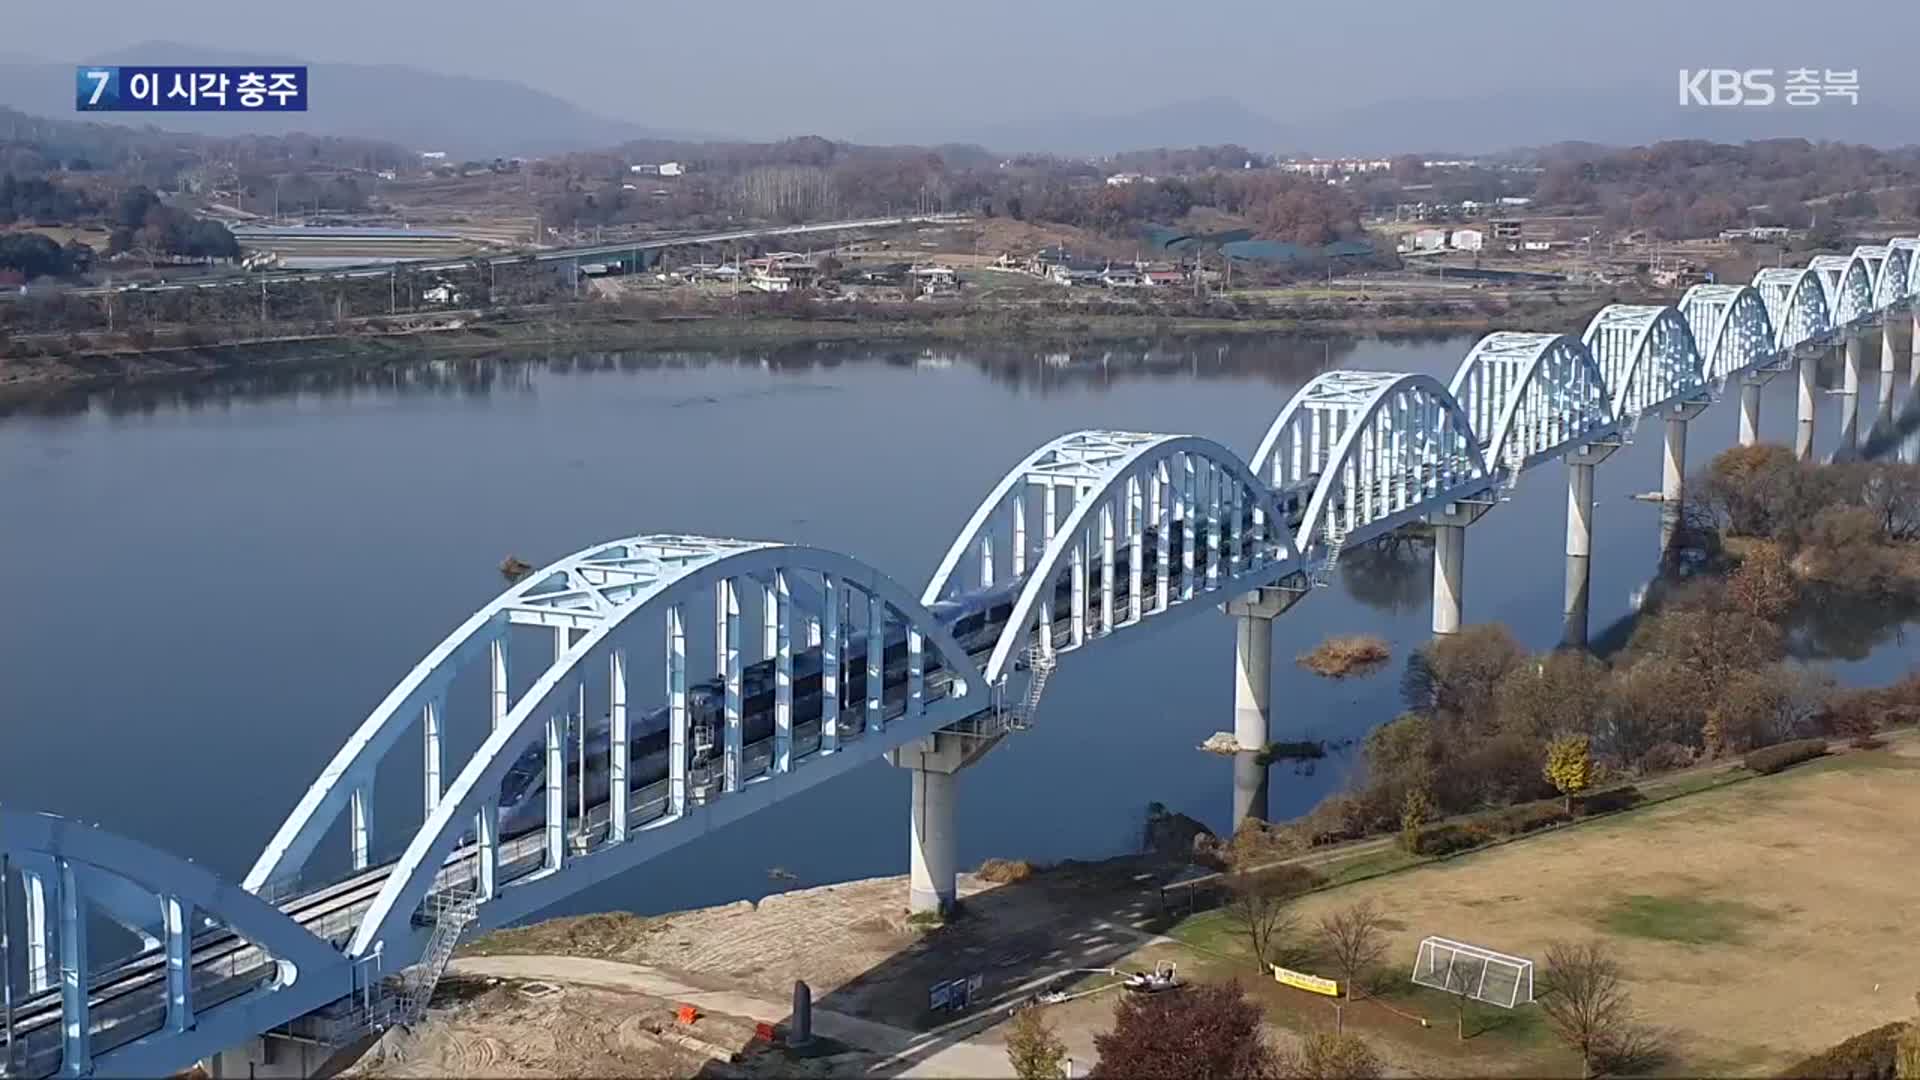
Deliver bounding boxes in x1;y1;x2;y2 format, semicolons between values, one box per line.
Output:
1;334;1914;925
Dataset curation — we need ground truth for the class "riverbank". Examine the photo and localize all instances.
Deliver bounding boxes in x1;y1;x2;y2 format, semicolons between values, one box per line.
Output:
0;292;1619;399
426;728;1920;1079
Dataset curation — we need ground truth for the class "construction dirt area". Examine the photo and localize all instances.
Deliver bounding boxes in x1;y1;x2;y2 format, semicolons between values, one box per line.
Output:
348;734;1920;1078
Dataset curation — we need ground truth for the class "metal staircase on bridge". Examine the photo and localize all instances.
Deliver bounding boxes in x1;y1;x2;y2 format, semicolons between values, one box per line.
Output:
395;884;479;1027
1307;522;1346;587
1008;646;1056;732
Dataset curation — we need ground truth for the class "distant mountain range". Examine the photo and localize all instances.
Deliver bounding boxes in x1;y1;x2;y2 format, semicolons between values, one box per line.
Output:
2;44;1914;160
875;92;1920;157
0;42;692;158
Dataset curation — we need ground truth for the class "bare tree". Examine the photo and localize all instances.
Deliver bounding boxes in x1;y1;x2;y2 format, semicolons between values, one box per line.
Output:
1318;900;1390;1002
1224;871;1299;970
1438;958;1476;1041
1539;941;1631;1079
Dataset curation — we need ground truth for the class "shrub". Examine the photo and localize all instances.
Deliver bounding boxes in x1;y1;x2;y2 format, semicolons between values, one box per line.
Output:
1743;737;1828;775
977;858;1036;884
1777;1020;1907;1079
1399;821;1484;856
1573;785;1644;816
1478;800;1572;836
1298;634;1391;678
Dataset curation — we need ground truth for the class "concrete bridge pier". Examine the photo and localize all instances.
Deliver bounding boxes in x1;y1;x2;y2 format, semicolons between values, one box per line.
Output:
1797;347;1818;461
1841;332;1863;453
1878;318;1899;434
1738;378;1763;447
1912;311;1920;399
1427;502;1489;637
1660;401;1708;554
1225;586;1304;830
1562;443;1618;648
890;735;988;915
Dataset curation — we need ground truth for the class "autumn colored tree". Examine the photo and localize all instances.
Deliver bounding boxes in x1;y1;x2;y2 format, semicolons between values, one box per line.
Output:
1006;1005;1068;1080
1401;624;1528;721
1274;1031;1385;1079
1726;544;1797;622
1494;651;1610;741
1318;900;1389;1002
1543;734;1592;813
1090;981;1277;1079
1895;992;1920;1080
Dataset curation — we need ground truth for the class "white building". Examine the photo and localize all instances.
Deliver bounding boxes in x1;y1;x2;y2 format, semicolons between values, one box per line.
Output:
419;151;447;161
1450;228;1485;252
1410;228;1448;252
659;161;683;177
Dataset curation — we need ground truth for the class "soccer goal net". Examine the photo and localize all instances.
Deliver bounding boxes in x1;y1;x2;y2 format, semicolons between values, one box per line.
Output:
1411;936;1535;1008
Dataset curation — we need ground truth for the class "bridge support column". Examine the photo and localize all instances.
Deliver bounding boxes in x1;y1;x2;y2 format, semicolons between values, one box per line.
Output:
1797;348;1817;461
1878;319;1899;433
1660;401;1707;555
1431;523;1465;636
891;738;979;916
1912;310;1920;399
1225;586;1303;830
1738;379;1762;447
1842;334;1863;452
1562;442;1617;649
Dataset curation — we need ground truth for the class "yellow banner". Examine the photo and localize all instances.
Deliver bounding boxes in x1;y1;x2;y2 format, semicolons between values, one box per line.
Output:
1272;965;1340;997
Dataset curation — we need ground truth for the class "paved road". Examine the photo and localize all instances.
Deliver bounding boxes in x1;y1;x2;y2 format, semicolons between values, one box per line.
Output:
450;953;1014;1078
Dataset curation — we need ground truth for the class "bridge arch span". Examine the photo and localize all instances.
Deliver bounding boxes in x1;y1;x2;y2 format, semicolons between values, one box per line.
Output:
1580;304;1707;421
1679;284;1778;381
962;432;1295;687
1253;371;1491;554
1885;239;1920;302
1752;266;1831;351
1809;253;1875;326
1447;332;1614;471
1;810;351;1078
345;539;990;960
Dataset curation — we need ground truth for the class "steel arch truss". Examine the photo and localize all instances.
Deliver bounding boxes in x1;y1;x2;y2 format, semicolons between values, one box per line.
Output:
0;811;352;1079
1854;245;1905;311
1753;266;1831;351
1252;371;1492;557
1886;239;1920;301
924;430;1296;606
954;432;1298;687
1447;332;1615;472
343;539;990;961
1581;304;1707;421
1809;253;1874;326
1680;284;1779;381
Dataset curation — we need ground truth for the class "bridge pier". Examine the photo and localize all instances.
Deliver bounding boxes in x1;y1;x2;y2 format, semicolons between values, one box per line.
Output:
1225;586;1304;830
1878;318;1899;434
1427;500;1488;636
1797;348;1817;461
1660;402;1707;554
1562;444;1617;649
1842;333;1863;452
1738;379;1763;447
208;1033;340;1079
891;737;978;915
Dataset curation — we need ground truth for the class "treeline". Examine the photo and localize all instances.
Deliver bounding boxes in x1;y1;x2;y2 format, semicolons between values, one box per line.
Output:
1295;446;1920;847
0;106;408;190
0;173;102;224
1526;138;1920;239
538;134;1372;249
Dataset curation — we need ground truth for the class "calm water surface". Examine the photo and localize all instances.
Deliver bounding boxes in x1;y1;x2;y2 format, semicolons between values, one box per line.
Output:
1;334;1913;921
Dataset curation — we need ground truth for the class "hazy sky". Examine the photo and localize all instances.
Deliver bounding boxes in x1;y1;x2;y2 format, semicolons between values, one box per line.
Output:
11;0;1920;140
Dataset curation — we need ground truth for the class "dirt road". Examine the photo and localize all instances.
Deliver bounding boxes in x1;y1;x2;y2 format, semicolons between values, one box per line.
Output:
450;954;1015;1078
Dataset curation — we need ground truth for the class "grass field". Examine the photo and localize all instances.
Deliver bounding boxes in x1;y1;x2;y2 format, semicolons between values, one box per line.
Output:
1159;735;1920;1076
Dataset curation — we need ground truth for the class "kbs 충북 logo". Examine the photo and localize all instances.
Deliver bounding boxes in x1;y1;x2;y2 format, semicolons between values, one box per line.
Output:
76;66;307;112
1678;69;1858;107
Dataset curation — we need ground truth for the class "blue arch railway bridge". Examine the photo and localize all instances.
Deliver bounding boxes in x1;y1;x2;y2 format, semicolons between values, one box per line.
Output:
5;243;1920;1077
